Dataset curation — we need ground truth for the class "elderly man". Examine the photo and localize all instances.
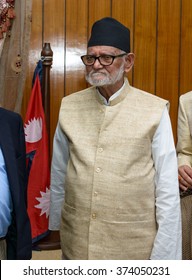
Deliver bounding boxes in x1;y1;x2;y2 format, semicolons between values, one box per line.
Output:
49;17;181;260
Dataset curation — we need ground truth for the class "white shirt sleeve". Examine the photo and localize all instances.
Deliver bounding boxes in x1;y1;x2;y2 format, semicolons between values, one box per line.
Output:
150;107;182;259
48;122;69;230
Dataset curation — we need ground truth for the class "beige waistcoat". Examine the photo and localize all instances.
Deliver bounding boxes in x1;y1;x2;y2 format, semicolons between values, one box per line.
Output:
59;79;168;260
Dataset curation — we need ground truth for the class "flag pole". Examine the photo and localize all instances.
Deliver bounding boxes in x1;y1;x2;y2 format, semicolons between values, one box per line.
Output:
41;42;53;153
34;43;61;250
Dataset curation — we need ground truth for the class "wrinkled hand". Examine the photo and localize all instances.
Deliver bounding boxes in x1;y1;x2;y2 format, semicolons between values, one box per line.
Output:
178;165;192;191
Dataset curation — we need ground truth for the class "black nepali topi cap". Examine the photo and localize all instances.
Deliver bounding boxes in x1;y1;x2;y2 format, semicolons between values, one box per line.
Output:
88;17;130;53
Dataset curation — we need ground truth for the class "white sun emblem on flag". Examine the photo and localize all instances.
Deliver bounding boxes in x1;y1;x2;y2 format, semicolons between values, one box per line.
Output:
24;117;43;143
35;187;50;218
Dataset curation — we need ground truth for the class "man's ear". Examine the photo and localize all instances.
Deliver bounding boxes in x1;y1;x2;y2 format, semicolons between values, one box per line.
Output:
124;53;135;73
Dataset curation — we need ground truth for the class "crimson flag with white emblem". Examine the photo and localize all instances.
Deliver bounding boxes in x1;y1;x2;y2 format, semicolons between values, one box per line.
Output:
24;61;50;243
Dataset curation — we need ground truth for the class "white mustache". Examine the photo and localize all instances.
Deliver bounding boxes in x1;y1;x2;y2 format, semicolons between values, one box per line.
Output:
89;71;107;76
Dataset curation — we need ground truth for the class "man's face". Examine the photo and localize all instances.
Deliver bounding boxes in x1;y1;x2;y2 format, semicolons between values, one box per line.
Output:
85;46;126;87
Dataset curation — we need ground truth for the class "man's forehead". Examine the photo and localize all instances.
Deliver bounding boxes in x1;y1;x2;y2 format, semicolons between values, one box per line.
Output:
87;45;120;54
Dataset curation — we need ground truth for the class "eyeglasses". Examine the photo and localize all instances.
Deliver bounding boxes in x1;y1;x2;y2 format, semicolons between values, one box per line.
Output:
81;53;127;66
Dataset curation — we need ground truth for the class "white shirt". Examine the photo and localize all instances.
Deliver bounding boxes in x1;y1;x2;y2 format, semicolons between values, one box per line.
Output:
49;91;182;260
0;147;12;237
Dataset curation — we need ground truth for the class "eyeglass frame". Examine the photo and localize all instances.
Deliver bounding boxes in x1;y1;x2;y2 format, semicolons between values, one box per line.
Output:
81;53;128;66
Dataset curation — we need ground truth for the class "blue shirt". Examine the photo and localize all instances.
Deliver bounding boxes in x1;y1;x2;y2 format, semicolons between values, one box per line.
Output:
0;147;12;237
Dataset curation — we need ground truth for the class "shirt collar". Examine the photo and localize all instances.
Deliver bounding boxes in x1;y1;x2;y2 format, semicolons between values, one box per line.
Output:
97;82;126;106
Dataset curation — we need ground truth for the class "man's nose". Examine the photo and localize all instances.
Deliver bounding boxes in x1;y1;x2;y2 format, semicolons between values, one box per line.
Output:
92;58;103;68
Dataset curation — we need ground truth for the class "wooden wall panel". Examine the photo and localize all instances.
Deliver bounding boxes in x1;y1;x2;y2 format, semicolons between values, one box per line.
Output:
88;0;111;33
43;0;65;152
134;0;157;94
180;0;192;95
21;0;43;118
156;0;181;139
65;0;88;96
